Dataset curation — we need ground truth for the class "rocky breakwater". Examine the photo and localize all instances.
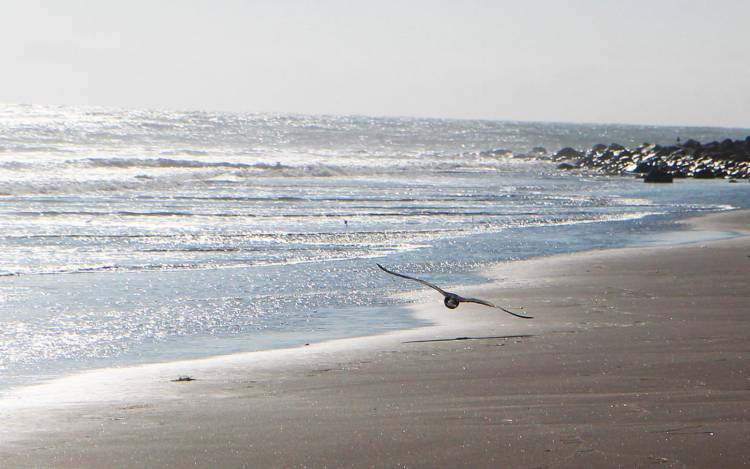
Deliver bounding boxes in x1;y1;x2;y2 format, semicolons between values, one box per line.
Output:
551;137;750;181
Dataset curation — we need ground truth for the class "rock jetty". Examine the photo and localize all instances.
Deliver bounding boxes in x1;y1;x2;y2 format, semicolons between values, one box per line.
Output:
549;137;750;180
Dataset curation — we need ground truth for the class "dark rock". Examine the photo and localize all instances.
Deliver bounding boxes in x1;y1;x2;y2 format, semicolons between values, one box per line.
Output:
591;144;607;152
693;167;716;179
641;143;661;154
671;171;688;178
643;168;673;183
720;139;735;151
667;149;686;160
655;146;674;157
557;162;577;170
555;147;582;159
704;141;720;152
481;148;513;157
551;138;749;180
629;156;661;173
530;146;547;155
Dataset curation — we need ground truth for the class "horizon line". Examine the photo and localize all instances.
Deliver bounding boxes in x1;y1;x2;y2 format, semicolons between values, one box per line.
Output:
2;100;749;133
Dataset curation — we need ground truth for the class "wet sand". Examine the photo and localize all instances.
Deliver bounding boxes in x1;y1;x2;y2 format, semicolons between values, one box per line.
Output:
1;210;749;468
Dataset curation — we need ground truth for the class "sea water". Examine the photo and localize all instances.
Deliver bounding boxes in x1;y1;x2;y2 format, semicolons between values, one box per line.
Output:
1;103;748;390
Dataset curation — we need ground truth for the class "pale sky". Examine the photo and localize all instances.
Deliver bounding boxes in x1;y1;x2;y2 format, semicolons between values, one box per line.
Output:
2;0;748;127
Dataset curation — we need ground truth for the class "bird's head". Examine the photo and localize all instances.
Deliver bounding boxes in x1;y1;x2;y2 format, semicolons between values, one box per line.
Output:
444;296;459;309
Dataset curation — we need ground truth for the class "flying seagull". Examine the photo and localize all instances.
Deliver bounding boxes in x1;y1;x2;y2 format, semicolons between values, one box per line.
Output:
377;263;532;319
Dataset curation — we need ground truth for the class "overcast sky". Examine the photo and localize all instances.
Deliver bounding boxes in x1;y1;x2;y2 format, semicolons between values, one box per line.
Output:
1;0;748;127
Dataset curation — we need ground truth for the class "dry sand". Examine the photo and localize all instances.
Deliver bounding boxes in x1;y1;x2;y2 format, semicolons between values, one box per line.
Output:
1;210;749;468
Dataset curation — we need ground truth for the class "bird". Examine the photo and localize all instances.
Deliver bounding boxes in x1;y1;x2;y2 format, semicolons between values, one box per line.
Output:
376;263;532;319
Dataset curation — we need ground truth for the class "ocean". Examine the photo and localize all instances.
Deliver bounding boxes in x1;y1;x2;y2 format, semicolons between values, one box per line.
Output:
1;103;748;391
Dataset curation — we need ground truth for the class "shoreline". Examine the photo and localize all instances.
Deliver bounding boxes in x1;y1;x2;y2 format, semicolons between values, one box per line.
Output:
0;206;739;396
0;208;739;405
2;209;750;466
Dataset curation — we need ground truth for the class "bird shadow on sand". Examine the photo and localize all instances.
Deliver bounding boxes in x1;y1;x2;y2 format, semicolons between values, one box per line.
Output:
403;334;533;344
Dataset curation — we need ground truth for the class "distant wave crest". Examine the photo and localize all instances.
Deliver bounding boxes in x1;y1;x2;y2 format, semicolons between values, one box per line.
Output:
0;156;504;195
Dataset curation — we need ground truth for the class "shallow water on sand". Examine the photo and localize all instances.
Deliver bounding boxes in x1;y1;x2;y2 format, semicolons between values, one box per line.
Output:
1;104;748;390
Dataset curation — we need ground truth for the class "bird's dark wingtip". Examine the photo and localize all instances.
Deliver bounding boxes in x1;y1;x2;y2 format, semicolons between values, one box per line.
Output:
376;263;389;272
502;308;534;319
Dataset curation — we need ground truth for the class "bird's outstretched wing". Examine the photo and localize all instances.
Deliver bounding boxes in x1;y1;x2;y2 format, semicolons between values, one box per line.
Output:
377;263;449;296
459;296;534;319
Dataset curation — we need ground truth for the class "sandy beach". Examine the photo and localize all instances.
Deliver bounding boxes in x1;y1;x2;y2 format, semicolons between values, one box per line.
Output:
1;210;749;468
